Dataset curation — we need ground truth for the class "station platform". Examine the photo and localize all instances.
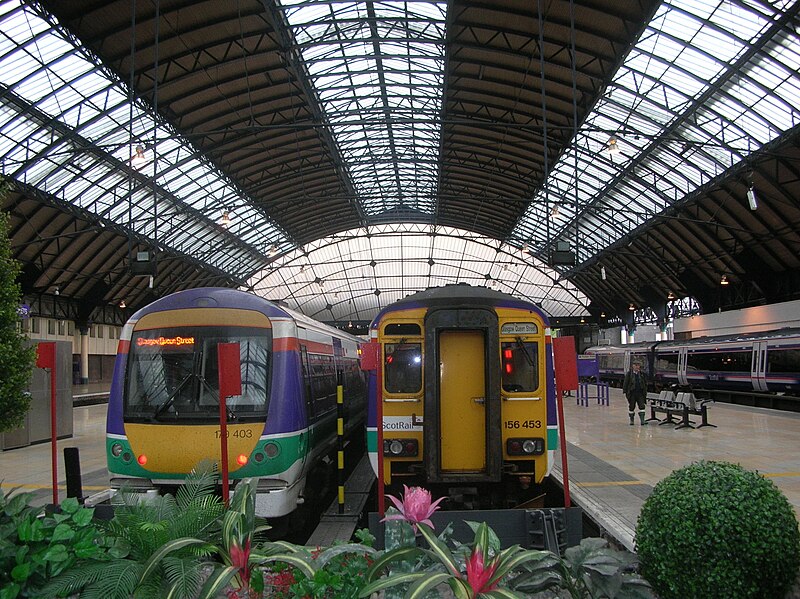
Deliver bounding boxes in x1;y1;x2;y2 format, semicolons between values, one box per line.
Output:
1;386;798;554
554;385;800;551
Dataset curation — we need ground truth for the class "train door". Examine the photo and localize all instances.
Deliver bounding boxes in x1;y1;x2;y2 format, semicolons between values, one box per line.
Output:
424;308;501;484
439;330;486;472
751;341;768;392
677;347;688;385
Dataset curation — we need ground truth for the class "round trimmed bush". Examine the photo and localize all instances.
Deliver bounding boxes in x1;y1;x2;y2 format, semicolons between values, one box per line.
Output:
635;460;800;599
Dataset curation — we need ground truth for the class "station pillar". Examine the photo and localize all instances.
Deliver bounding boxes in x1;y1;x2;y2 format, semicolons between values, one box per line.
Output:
79;325;89;385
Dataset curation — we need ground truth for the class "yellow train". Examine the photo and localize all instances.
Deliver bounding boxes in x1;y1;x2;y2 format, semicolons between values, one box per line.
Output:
365;284;557;508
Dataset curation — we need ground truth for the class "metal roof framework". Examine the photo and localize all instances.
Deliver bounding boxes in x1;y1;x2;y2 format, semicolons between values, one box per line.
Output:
0;0;799;326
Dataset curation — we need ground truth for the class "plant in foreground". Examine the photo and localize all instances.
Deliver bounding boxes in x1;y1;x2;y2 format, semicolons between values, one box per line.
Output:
635;460;800;599
41;466;224;599
0;488;106;599
359;520;553;598
381;485;446;532
510;537;655;599
252;539;378;598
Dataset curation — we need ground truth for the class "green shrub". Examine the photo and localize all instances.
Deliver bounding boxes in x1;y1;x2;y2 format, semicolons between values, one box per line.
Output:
635;460;800;599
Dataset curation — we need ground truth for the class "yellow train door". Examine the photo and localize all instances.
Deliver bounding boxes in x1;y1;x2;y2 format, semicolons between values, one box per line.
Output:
439;330;486;472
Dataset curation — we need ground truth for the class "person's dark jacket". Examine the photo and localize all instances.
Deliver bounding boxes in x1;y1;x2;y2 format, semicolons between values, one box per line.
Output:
623;368;647;398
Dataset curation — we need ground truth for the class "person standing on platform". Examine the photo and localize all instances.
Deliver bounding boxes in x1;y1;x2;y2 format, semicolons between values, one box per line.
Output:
623;361;648;426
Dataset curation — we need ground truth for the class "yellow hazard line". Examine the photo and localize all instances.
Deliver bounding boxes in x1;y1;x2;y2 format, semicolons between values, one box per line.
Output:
762;472;800;478
577;480;646;487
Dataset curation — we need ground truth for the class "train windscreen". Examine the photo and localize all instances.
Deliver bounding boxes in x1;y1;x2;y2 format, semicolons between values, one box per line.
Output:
501;341;539;392
124;325;271;422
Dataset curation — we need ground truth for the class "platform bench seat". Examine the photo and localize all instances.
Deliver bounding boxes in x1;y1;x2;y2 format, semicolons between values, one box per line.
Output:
645;391;716;430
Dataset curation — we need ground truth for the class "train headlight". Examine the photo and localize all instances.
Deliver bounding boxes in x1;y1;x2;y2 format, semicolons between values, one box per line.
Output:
506;438;544;456
264;442;280;458
111;443;123;457
382;438;418;457
253;452;265;463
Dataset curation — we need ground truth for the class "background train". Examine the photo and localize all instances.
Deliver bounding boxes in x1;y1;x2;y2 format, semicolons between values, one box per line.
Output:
106;287;366;519
363;283;558;509
585;328;800;397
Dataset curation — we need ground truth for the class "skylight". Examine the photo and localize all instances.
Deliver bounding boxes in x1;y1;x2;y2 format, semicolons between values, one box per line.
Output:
0;0;288;278
512;0;800;264
276;0;447;217
246;223;590;321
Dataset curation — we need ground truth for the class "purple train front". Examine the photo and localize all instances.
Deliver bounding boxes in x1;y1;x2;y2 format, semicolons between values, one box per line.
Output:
106;288;366;517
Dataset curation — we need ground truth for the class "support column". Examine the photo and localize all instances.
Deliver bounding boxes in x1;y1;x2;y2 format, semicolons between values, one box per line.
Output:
79;325;89;385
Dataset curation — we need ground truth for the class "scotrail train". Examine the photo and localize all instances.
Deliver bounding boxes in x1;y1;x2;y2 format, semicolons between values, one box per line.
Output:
362;284;558;508
585;328;800;395
106;288;366;518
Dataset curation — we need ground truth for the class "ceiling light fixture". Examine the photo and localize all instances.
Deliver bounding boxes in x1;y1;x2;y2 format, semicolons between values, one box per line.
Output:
119;300;126;309
550;204;560;217
720;274;729;285
220;210;231;228
600;265;606;280
130;145;147;169
600;311;606;318
667;291;675;300
747;186;758;210
629;303;635;311
606;136;620;155
268;244;278;256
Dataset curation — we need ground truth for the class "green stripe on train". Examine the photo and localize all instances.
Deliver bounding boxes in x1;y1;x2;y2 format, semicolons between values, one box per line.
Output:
106;434;304;479
547;427;559;449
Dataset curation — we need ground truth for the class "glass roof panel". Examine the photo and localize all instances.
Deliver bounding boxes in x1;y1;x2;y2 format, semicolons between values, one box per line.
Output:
277;0;447;218
513;0;800;263
0;1;286;278
247;224;589;322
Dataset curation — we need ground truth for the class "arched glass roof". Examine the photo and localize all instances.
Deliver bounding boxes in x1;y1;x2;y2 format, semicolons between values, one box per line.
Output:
0;0;798;319
246;224;590;321
513;0;800;262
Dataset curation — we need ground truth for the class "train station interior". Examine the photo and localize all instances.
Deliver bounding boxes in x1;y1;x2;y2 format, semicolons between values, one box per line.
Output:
1;0;799;595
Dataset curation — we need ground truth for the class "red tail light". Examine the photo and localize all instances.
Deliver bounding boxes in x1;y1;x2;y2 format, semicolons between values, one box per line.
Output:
137;454;147;465
237;454;248;466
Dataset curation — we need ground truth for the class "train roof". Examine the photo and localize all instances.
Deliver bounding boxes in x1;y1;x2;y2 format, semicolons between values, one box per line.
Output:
371;283;549;327
126;287;362;344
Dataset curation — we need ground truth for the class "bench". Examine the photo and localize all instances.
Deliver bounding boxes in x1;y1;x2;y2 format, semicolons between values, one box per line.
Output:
645;390;716;430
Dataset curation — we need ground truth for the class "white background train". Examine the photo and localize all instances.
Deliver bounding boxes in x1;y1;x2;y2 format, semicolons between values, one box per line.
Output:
585;328;800;410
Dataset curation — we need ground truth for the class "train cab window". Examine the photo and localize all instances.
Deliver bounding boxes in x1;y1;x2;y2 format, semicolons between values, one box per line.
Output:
125;325;271;422
501;341;539;392
384;343;422;394
384;323;421;336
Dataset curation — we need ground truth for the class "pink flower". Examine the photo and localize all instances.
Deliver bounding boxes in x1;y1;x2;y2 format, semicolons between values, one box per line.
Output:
465;547;500;595
381;485;445;531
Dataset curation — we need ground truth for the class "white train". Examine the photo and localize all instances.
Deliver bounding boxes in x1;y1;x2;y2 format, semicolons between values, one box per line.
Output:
585;328;800;395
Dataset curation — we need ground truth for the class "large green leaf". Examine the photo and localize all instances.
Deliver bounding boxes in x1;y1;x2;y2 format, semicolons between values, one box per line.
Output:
405;572;453;599
364;546;424;582
139;537;208;585
195;565;238;599
416;523;459;575
357;571;425;597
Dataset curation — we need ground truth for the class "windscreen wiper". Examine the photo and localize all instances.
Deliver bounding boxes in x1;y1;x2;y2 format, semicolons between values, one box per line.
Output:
152;373;194;420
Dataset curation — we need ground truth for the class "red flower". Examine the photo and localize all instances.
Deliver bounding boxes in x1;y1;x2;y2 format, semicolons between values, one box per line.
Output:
229;538;252;586
465;547;500;595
